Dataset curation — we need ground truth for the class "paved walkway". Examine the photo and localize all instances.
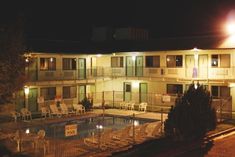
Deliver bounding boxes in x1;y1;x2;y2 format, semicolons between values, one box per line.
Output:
93;109;168;121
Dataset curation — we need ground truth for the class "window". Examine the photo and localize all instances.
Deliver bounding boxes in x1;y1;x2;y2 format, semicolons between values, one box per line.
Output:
145;56;160;67
211;86;230;98
166;55;183;67
111;57;123;67
63;58;76;70
40;58;56;70
211;54;230;68
40;87;56;100
167;84;183;94
63;86;77;99
125;84;131;92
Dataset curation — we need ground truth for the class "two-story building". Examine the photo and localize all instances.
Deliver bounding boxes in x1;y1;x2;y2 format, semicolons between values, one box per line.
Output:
16;47;234;118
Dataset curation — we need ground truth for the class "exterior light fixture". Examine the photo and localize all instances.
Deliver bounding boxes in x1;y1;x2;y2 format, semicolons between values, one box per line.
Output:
166;57;170;62
97;54;102;57
25;128;30;134
24;86;29;95
96;124;103;129
226;22;235;35
132;82;139;88
25;58;29;63
132;56;136;61
134;120;139;126
50;57;53;62
229;83;235;88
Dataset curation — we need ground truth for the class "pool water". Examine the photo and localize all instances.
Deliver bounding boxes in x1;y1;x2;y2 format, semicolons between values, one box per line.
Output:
29;116;155;139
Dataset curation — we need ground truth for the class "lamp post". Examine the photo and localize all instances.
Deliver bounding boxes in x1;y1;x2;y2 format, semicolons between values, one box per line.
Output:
24;86;29;109
96;124;103;149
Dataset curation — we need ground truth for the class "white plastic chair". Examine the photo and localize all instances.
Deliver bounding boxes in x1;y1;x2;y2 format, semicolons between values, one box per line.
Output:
73;104;85;114
20;108;32;120
139;102;147;112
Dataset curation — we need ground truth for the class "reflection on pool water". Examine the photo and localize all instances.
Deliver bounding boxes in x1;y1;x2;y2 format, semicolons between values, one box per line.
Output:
28;116;156;139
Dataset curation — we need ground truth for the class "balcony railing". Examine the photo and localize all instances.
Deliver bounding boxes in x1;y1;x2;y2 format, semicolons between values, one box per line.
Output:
25;66;235;82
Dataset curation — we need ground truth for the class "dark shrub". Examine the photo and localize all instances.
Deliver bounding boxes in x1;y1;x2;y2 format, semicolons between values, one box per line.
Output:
164;83;217;141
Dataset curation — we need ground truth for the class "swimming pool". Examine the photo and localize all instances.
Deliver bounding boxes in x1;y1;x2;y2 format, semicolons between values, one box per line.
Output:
28;115;156;139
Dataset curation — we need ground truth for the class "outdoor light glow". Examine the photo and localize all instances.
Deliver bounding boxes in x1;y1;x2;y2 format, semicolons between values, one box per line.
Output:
24;86;29;95
133;82;139;88
132;55;136;61
50;57;53;62
25;58;29;62
193;47;199;52
97;54;102;57
194;84;198;89
112;53;116;56
166;57;170;62
226;22;235;35
134;120;139;126
229;83;235;88
96;125;103;129
26;128;30;134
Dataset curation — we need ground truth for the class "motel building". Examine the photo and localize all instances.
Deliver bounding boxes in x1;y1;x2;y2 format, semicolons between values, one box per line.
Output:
15;45;235;119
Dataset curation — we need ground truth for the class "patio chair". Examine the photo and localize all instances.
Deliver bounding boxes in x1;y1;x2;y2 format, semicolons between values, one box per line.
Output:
11;111;21;122
20;108;32;120
60;103;75;116
139;102;147;112
73;104;85;115
120;102;129;110
127;102;135;110
49;104;62;117
41;107;51;118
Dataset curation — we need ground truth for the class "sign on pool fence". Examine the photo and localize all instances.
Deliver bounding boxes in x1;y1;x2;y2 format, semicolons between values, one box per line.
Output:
65;124;78;137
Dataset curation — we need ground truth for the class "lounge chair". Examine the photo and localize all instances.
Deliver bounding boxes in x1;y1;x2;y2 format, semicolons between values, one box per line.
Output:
11;111;21;122
49;104;62;117
41;107;51;118
60;103;75;116
73;104;85;115
139;102;147;112
20;108;32;120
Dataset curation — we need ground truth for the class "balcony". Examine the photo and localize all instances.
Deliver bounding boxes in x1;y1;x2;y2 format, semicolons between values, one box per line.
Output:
25;66;235;82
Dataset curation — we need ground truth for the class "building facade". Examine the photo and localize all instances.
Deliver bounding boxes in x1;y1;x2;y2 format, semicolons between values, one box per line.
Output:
17;49;235;117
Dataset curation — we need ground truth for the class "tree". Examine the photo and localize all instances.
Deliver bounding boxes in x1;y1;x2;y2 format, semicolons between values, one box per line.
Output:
0;14;26;104
164;83;217;140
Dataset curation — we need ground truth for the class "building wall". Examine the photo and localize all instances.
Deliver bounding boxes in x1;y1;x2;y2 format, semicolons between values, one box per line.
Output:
22;49;235;114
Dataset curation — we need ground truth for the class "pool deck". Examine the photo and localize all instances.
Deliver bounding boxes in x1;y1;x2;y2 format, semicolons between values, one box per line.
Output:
93;109;167;121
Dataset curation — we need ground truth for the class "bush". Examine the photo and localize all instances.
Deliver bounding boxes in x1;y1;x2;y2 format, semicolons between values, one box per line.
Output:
164;83;217;141
81;97;93;111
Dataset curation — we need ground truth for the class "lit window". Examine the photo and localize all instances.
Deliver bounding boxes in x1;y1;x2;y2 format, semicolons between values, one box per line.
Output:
40;58;56;70
166;55;182;67
211;54;230;68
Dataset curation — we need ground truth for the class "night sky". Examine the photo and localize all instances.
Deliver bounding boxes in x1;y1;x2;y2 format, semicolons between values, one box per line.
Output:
2;1;235;42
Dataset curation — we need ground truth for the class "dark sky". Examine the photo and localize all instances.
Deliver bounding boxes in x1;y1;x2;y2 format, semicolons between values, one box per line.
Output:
3;1;235;42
